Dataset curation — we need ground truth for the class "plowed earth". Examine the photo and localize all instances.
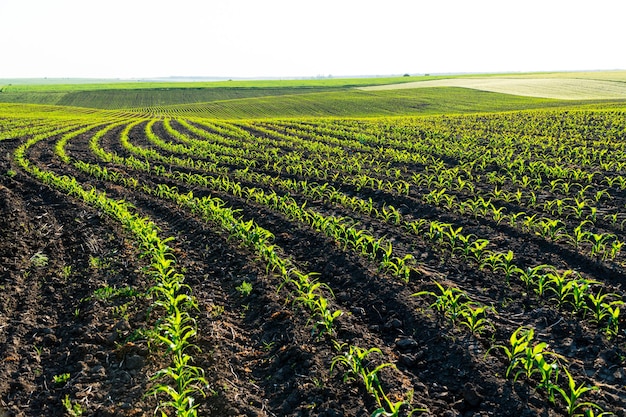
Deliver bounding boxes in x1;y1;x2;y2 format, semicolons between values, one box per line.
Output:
1;114;625;417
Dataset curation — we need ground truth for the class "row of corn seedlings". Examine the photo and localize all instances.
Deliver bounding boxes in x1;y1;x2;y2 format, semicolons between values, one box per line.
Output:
226;165;623;339
420;187;623;262
14;122;209;416
489;326;610;416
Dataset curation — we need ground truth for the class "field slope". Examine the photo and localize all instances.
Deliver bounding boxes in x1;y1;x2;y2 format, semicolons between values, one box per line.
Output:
1;71;626;116
359;77;626;100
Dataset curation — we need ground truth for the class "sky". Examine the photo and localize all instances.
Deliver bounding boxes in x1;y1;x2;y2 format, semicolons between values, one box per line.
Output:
0;0;623;79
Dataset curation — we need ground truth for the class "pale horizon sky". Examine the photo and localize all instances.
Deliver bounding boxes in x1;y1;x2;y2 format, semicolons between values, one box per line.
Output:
0;0;623;79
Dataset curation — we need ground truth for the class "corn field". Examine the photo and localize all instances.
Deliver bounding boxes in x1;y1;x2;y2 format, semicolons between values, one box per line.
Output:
1;103;625;416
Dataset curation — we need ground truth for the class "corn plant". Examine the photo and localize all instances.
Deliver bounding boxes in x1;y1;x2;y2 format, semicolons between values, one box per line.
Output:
380;204;402;225
452;232;478;259
489;326;562;390
608;240;624;260
494;250;522;283
589;233;615;259
507;211;526;228
535;218;566;242
553;368;604;417
600;301;622;339
414;282;469;324
491;205;507;225
566;221;593;249
489;326;535;380
561;280;587;315
330;345;393;398
441;225;465;250
371;389;425;417
518;265;551;291
468;239;490;263
424;188;448;206
405;219;429;236
459;304;495;334
545;270;577;307
380;254;414;283
62;394;85;417
414;281;493;334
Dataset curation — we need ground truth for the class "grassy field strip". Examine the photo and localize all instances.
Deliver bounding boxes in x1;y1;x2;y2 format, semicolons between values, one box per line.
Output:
359;78;626;100
493;70;626;81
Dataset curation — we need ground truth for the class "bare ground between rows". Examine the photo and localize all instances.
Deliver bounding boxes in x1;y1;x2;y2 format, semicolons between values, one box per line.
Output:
0;142;160;416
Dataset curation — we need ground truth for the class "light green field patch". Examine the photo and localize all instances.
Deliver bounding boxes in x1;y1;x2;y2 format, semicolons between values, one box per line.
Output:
359;77;626;100
495;70;626;81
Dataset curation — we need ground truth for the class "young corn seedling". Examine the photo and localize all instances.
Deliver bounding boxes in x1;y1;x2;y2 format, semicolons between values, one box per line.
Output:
478;197;494;217
507;211;526;228
379;204;402;225
520;213;541;232
371;389;426;417
452;233;478;259
491;206;507;225
425;220;450;244
149;352;208;416
480;250;504;272
535;218;566;242
330;345;393;399
566;279;596;315
62;394;84;417
490;326;564;398
442;193;457;210
488;326;535;380
566;221;593;249
533;271;555;299
468;239;490;264
313;296;342;337
380;254;414;282
404;219;429;237
585;290;618;326
518;265;551;291
518;339;563;385
459;304;495;335
534;355;561;404
378;242;394;268
553;368;604;417
414;281;469;325
442;225;464;250
424;188;448;206
527;191;538;208
601;301;622;339
594;189;611;203
608;239;624;260
569;198;588;220
545;270;577;308
494;250;522;283
589;233;614;260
